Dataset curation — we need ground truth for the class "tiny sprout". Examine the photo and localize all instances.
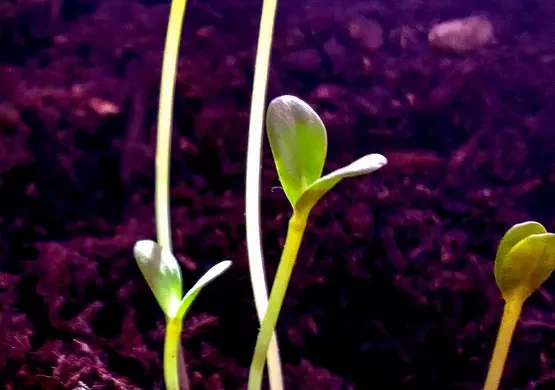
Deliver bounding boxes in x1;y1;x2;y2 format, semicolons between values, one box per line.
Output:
484;221;555;390
248;95;387;390
134;240;231;390
266;95;387;213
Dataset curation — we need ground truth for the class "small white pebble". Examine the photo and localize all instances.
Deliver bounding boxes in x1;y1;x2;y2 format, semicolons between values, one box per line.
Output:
428;16;494;53
89;97;120;115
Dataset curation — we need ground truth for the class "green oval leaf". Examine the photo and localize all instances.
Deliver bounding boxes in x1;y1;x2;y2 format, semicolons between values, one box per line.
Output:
133;240;183;318
266;95;327;207
175;260;232;320
494;221;547;291
496;232;555;302
294;153;387;212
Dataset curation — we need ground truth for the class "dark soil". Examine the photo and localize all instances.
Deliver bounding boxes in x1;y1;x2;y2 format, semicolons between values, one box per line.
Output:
2;0;555;389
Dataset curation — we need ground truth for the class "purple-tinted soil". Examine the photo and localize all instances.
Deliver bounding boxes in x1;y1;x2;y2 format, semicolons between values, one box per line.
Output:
2;0;555;389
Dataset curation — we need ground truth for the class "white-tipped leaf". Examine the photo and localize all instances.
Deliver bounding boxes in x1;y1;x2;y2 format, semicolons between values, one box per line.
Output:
133;240;183;318
295;153;387;211
175;260;232;320
266;95;327;207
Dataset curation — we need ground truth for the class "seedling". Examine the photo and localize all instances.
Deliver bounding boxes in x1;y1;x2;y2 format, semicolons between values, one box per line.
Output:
247;95;387;390
484;221;555;390
134;241;231;390
133;1;231;389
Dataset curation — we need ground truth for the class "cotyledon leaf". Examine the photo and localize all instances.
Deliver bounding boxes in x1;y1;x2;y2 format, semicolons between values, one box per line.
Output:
294;153;388;212
494;221;547;293
175;260;232;320
496;232;555;302
266;95;327;207
134;240;183;318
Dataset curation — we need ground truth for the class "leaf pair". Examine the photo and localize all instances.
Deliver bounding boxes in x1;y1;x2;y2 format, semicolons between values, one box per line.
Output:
133;240;231;320
495;221;555;303
266;95;387;213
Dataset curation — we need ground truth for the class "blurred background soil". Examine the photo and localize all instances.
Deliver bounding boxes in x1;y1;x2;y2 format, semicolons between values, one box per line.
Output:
2;0;555;389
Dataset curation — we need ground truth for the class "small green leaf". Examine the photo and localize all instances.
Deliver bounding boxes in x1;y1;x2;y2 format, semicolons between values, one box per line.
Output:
295;153;387;212
133;240;183;318
175;260;232;320
496;232;555;302
495;221;547;290
266;95;327;207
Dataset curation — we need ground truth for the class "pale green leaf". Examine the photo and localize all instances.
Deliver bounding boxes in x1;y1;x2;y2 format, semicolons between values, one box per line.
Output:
266;95;327;207
496;232;555;301
175;260;232;320
494;221;547;290
294;153;387;212
133;240;183;318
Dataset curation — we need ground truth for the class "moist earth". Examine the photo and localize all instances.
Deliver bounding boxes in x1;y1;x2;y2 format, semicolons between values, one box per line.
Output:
2;0;555;389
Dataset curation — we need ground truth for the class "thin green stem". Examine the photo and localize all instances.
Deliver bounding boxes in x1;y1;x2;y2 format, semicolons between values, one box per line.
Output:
156;0;188;251
248;210;309;390
484;297;524;390
156;1;190;389
164;317;184;390
245;0;283;389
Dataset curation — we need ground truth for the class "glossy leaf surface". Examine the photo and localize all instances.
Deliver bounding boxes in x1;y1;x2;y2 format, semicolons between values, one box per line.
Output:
134;240;183;318
266;95;327;207
175;260;232;320
495;222;555;302
295;153;387;211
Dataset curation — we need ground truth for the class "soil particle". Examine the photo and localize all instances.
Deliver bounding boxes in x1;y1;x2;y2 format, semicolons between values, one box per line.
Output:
2;0;555;389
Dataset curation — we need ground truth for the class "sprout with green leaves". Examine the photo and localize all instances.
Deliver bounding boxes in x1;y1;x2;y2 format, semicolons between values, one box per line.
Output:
247;95;387;390
484;221;555;390
133;1;231;389
133;241;231;390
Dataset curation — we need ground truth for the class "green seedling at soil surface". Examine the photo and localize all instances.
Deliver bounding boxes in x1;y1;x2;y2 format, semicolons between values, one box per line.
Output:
134;241;231;390
133;1;231;389
484;221;555;390
247;95;387;390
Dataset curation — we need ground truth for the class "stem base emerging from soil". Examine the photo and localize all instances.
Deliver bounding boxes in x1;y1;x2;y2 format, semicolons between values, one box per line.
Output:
248;211;309;390
484;298;523;390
